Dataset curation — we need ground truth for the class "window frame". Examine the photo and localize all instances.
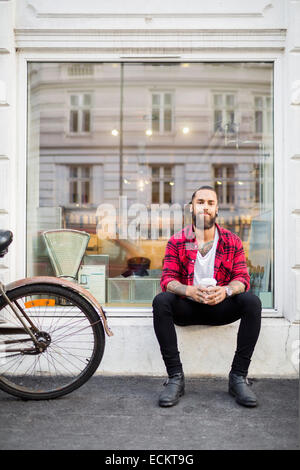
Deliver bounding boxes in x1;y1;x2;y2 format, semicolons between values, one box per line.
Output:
17;54;283;319
68;165;92;206
254;94;273;135
212;92;237;134
213;164;236;208
150;91;174;135
151;165;174;204
67;91;92;135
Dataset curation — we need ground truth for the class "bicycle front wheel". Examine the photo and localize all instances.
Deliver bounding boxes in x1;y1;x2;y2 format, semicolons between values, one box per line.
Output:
0;283;105;400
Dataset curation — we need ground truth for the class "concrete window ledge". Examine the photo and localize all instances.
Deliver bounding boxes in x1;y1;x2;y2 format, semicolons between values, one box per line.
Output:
98;317;299;378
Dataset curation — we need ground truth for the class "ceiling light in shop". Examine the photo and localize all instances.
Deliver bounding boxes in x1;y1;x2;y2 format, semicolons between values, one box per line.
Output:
138;180;145;191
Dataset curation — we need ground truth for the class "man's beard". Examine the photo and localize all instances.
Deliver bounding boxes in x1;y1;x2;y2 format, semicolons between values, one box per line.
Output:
192;212;217;230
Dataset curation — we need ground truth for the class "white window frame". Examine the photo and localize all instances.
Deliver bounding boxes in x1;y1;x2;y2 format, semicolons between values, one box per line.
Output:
254;95;273;135
68;92;92;135
212;92;237;134
68;165;91;206
151;91;174;134
213;164;236;208
16;53;283;319
151;165;174;204
55;161;103;209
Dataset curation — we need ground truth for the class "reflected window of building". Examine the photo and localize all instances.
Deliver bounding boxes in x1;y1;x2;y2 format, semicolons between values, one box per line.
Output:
254;96;272;134
151;92;173;133
27;62;274;309
213;164;235;206
213;93;236;133
69;93;91;133
151;166;174;204
252;164;261;204
69;166;91;205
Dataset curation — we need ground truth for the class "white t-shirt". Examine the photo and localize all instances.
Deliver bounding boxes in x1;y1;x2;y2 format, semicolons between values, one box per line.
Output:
193;228;219;285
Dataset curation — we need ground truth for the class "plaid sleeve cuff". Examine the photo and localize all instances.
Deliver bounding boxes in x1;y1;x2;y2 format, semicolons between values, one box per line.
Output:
160;275;181;292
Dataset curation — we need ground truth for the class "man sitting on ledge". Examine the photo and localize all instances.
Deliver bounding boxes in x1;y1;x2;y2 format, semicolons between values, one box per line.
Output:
152;186;262;408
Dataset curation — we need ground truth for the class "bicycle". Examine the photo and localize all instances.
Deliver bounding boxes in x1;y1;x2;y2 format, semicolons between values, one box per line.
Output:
0;230;113;400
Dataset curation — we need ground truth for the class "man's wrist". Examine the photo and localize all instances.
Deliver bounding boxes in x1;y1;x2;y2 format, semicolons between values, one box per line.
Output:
225;286;233;298
186;285;192;297
225;281;246;297
167;280;189;297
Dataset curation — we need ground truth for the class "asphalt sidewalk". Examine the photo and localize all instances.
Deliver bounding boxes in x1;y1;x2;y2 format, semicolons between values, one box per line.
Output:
0;376;298;450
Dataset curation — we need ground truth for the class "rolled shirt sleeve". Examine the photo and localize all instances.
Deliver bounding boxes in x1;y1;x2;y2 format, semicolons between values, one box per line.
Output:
160;238;181;292
230;237;250;292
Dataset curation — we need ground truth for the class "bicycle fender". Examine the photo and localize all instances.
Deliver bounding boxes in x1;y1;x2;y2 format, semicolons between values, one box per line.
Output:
4;276;114;337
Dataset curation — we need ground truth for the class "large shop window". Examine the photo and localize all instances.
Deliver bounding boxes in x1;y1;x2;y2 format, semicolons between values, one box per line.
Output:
27;62;274;308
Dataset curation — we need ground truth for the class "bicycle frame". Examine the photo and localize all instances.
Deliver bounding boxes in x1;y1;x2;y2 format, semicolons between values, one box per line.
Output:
0;276;113;338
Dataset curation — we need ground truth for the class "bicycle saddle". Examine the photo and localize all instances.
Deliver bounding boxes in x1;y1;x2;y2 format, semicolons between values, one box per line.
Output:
0;230;13;257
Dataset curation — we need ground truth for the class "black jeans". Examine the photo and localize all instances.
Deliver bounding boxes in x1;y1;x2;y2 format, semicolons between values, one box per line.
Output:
152;291;262;377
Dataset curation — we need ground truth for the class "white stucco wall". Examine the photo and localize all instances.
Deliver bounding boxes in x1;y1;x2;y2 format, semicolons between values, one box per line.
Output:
0;0;16;285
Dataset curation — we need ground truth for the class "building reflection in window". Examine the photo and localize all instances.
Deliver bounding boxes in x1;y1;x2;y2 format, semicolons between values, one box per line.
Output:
27;62;274;308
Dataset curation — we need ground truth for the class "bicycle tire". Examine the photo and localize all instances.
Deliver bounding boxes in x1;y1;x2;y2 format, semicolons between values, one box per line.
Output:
0;283;105;400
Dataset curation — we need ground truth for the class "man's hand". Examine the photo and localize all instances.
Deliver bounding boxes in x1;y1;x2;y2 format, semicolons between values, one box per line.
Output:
203;286;227;305
186;285;227;305
186;285;213;303
167;281;240;305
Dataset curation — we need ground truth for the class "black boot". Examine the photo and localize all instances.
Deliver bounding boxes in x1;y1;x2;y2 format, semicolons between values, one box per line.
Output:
158;373;185;407
229;371;257;407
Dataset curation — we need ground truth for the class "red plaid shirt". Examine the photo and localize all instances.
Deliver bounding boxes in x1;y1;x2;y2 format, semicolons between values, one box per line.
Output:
160;223;250;292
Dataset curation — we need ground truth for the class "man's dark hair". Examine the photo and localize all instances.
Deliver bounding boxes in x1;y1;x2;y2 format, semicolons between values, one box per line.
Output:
190;185;218;203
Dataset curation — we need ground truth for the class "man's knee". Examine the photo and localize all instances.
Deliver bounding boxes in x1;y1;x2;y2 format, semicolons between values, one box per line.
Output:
152;291;176;316
153;291;175;308
236;291;262;315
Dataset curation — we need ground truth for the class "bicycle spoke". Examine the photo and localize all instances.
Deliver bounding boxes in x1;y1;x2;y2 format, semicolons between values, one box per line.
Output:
46;347;80;376
52;322;99;345
50;343;92;367
0;352;27;376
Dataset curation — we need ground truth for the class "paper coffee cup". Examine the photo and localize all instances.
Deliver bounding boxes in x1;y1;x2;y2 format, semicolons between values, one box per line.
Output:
200;277;217;287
